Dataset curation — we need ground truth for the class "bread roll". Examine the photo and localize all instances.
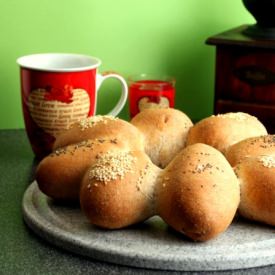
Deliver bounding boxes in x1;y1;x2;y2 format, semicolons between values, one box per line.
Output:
235;155;275;226
225;135;275;167
186;112;267;154
80;150;162;229
80;143;240;241
36;138;131;201
157;143;240;241
53;115;144;151
131;108;193;168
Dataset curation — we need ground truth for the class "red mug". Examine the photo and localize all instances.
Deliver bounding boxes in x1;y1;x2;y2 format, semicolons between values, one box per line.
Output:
128;74;175;118
17;53;128;158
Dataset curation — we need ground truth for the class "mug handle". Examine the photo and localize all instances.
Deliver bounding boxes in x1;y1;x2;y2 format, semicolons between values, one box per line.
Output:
96;72;128;116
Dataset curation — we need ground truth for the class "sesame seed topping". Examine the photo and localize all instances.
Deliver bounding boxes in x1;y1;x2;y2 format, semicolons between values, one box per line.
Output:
136;163;149;191
258;155;275;168
51;140;96;157
259;135;275;148
194;163;213;173
216;112;252;121
110;138;118;144
51;147;67;156
88;151;137;183
78;115;118;130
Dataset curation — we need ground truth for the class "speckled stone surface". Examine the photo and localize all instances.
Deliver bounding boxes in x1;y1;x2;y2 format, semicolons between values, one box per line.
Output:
23;181;275;272
2;129;275;275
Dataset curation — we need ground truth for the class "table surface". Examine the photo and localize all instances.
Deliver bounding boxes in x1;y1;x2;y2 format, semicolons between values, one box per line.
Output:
1;129;275;275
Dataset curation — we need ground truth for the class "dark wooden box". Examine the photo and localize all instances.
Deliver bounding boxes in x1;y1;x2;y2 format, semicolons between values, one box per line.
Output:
207;25;275;133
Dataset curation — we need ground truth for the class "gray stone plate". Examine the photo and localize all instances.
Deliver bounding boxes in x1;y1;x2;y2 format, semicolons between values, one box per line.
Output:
22;181;275;271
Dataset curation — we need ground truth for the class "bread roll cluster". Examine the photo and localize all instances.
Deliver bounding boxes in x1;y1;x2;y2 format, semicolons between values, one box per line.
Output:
35;108;275;241
37;109;192;201
184;113;275;228
81;143;240;241
37;116;144;201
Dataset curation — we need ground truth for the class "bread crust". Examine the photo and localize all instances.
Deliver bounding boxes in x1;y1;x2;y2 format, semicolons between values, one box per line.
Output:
53;116;144;151
235;155;275;226
186;112;267;154
131;108;193;168
37;116;145;201
36;139;131;201
80;150;162;229
157;143;240;241
225;135;275;167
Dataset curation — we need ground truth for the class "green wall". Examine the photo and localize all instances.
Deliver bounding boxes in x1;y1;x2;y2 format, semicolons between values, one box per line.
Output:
0;0;253;129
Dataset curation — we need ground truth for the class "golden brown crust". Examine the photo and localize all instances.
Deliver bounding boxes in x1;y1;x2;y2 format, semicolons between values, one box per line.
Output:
186;112;267;154
36;138;131;201
131;108;193;168
225;135;275;167
53;116;144;151
235;155;275;226
34;109;275;241
157;143;240;241
80;150;162;229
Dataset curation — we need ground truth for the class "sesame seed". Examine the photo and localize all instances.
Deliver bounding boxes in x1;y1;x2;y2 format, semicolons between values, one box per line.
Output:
110;138;118;144
88;151;137;183
136;163;149;190
78;115;118;130
258;155;275;168
51;140;96;157
51;147;67;156
216;112;252;121
194;163;212;173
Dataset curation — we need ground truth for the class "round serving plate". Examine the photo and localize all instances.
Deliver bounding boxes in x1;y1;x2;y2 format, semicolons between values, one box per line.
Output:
22;181;275;271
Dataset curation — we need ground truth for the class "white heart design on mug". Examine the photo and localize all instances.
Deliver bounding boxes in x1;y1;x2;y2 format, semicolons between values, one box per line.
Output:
138;96;170;112
27;88;90;137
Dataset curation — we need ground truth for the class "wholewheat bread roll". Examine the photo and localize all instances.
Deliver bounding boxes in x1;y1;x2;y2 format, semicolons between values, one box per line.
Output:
80;150;161;229
186;112;267;154
53;115;144;151
80;144;240;241
36;138;132;201
131;108;193;168
157;143;240;241
37;110;191;201
225;135;275;167
235;155;275;226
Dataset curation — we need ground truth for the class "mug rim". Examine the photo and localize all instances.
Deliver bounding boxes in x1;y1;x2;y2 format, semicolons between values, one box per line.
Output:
17;53;102;72
128;73;176;85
